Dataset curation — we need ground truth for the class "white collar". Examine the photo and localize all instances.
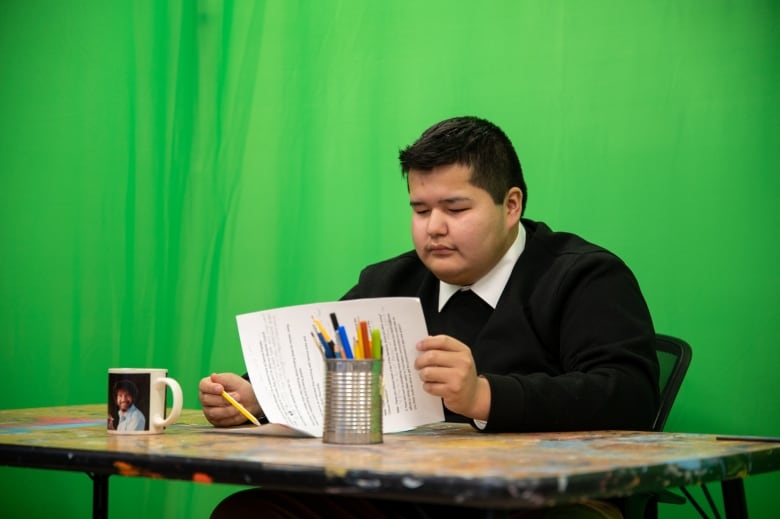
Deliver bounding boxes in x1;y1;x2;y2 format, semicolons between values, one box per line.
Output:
438;223;526;311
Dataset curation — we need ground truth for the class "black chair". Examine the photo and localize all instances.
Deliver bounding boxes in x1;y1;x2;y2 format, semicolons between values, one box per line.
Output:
652;334;692;432
625;334;693;518
647;336;731;519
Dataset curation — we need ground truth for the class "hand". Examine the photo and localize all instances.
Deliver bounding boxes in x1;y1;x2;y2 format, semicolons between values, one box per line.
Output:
414;335;491;420
107;415;115;430
199;372;262;427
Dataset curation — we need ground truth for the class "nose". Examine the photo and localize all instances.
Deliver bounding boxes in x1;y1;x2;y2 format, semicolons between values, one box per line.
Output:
426;209;447;237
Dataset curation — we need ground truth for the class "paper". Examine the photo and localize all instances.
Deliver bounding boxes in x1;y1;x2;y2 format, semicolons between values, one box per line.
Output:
236;297;445;437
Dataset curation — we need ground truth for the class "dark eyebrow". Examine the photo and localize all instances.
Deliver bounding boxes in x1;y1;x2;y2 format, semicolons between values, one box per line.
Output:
410;197;472;207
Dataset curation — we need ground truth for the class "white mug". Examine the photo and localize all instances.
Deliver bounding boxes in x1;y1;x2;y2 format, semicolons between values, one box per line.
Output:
107;368;183;434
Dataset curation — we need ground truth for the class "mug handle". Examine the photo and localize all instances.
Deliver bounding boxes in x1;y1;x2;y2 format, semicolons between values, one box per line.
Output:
152;377;183;428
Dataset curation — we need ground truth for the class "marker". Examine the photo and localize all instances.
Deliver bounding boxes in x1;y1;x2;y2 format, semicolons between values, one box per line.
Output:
329;312;340;334
359;321;371;359
371;328;382;359
337;325;353;359
221;391;261;426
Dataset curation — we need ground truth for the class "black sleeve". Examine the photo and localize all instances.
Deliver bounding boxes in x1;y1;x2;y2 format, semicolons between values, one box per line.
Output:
482;251;659;432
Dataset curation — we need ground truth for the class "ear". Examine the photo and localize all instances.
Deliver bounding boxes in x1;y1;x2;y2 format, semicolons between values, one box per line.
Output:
504;187;523;225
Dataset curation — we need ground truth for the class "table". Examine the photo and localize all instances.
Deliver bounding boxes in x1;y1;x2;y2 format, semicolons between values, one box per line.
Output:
2;405;779;519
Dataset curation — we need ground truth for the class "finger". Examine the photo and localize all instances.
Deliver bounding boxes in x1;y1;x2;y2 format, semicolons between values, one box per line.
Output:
199;391;231;408
417;335;465;352
199;375;224;395
420;379;451;400
203;396;250;422
418;365;453;384
211;372;245;392
209;372;230;385
204;407;246;427
415;349;459;370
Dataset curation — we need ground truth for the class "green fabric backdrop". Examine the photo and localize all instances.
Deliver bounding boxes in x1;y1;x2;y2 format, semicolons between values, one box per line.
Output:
1;1;778;517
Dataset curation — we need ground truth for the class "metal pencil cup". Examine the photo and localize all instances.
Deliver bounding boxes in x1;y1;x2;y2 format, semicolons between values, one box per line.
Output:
323;359;383;444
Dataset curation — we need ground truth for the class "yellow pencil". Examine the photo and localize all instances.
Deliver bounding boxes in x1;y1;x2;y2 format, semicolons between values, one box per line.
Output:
313;318;340;358
313;318;333;342
354;325;364;359
221;391;261;426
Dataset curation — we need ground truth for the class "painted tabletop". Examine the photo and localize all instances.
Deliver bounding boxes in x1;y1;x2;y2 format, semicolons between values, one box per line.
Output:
2;405;779;508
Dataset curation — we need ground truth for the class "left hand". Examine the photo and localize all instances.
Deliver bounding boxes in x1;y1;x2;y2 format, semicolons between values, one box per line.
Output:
199;373;261;427
414;335;491;420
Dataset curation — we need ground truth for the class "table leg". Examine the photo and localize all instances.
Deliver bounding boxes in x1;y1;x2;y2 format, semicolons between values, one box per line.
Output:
87;472;109;519
721;478;748;519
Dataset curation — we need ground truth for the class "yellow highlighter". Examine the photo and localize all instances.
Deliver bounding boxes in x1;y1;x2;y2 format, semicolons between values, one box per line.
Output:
221;391;261;426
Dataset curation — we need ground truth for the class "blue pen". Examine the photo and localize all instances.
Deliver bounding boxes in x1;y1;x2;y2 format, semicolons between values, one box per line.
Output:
316;330;335;358
337;325;353;359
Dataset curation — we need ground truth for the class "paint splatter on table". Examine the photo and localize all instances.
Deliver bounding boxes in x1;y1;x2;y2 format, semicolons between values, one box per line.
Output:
2;404;779;508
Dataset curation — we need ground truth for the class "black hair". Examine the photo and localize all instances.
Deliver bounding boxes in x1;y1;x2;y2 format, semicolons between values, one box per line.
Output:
398;116;527;214
113;379;139;401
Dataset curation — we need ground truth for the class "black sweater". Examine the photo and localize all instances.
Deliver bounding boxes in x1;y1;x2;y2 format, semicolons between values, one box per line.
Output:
342;219;659;432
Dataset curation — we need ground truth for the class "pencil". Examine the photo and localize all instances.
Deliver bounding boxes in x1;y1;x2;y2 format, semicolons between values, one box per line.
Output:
313;318;338;357
310;331;326;358
221;391;261;426
313;318;333;343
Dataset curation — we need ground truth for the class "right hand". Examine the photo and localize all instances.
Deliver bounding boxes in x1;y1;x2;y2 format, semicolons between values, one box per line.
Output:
199;372;262;427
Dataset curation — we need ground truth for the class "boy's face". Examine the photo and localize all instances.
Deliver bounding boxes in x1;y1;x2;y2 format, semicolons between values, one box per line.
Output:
408;163;522;286
116;389;133;411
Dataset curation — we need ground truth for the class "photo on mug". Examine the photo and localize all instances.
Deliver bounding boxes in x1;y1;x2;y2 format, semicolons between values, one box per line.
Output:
107;373;151;432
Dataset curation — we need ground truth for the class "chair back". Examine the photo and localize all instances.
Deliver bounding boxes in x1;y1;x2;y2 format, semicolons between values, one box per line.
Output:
625;335;693;518
652;334;692;431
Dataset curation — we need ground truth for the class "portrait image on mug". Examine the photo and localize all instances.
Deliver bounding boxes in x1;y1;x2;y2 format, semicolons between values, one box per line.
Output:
108;375;150;432
107;368;183;434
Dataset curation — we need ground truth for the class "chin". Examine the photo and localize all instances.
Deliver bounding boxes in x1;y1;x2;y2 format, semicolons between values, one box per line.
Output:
422;257;469;285
429;267;467;285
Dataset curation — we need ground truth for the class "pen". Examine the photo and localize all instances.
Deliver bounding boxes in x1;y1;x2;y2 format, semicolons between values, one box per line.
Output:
221;391;261;426
316;330;335;358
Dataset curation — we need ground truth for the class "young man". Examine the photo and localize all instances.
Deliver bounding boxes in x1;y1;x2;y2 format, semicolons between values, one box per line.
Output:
199;116;659;517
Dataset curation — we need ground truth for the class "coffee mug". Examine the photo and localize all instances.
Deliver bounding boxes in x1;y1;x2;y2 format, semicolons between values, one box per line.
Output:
107;368;183;434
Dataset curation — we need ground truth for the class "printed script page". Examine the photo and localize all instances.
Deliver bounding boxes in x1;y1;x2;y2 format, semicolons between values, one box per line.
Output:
235;297;445;437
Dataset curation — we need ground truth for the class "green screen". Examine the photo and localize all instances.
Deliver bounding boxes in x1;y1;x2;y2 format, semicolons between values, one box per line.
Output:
1;1;778;517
